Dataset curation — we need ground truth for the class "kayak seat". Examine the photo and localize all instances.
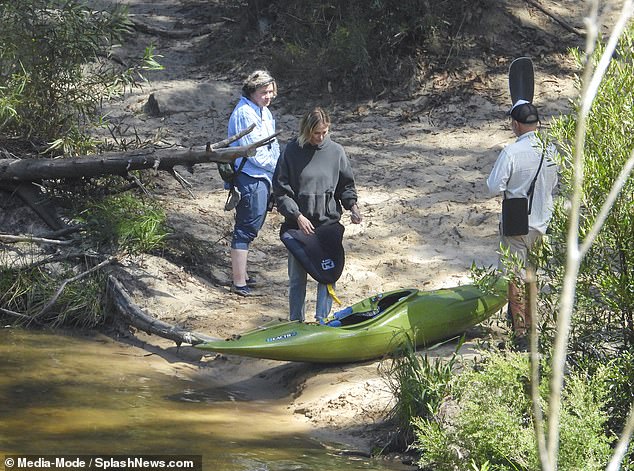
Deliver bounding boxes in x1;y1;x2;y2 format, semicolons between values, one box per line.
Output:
335;310;379;327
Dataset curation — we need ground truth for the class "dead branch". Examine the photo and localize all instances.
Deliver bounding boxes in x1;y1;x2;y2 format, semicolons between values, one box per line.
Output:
0;233;75;246
2;182;67;231
0;308;39;324
0;128;277;231
7;251;104;271
523;0;583;37
107;275;217;346
129;17;227;39
45;225;85;239
169;168;194;198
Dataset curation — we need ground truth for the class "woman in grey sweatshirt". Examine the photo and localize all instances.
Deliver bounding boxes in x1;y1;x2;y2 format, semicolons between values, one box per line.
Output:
273;107;362;322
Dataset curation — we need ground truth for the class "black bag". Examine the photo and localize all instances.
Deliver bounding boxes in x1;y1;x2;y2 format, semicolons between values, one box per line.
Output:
501;151;545;237
217;150;249;185
280;222;345;285
502;197;529;236
217;162;236;184
218;157;248;211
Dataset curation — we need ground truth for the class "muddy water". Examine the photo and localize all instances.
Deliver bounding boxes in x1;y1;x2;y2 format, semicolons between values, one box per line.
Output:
0;328;411;471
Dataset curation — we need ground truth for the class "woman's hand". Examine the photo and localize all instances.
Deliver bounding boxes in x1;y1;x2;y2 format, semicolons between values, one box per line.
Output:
350;204;363;224
297;214;315;235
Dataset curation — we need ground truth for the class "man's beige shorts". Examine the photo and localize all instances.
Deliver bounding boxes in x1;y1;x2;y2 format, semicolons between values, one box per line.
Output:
498;225;543;280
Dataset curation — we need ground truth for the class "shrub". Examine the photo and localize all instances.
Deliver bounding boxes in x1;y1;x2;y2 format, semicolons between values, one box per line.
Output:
537;23;634;458
0;260;108;328
0;0;161;153
379;337;462;451
264;0;487;97
544;24;634;357
413;351;613;471
78;193;170;255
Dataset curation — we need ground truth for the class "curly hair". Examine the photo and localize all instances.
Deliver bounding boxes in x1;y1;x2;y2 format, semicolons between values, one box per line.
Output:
241;70;277;99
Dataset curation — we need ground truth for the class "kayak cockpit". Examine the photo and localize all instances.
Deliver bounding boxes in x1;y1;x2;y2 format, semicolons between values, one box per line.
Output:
321;289;417;327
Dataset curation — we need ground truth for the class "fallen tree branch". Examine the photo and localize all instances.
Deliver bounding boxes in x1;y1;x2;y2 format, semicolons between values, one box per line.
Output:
125;172;152;196
169;168;194;198
523;0;583;37
107;275;217;346
6;251;104;271
129;17;226;39
0;126;276;231
0;233;75;246
0;126;280;183
6;182;67;231
45;225;85;239
0;307;39;324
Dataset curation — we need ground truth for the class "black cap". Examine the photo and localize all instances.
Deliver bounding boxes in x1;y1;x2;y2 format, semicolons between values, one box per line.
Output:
509;100;540;124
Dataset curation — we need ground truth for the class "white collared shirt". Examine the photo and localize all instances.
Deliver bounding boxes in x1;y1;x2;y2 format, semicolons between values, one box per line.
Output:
487;131;559;234
227;96;280;184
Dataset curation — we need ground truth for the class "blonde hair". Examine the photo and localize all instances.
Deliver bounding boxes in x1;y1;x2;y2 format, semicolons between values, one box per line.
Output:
241;70;277;99
297;107;331;147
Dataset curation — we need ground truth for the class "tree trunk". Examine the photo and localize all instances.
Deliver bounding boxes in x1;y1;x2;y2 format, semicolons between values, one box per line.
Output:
0;125;277;183
107;275;218;346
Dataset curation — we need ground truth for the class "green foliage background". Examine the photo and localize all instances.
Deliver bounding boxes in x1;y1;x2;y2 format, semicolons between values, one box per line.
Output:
0;1;129;142
0;1;168;328
545;27;634;352
542;24;634;442
413;352;613;471
0;0;161;154
260;0;487;97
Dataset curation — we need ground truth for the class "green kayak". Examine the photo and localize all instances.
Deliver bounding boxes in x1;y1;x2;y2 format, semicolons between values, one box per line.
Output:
196;280;507;363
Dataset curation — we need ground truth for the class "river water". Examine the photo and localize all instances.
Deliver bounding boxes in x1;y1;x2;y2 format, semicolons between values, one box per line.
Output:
0;328;413;471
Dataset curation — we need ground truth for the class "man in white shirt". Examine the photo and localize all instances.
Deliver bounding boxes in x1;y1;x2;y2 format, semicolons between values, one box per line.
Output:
487;100;559;351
